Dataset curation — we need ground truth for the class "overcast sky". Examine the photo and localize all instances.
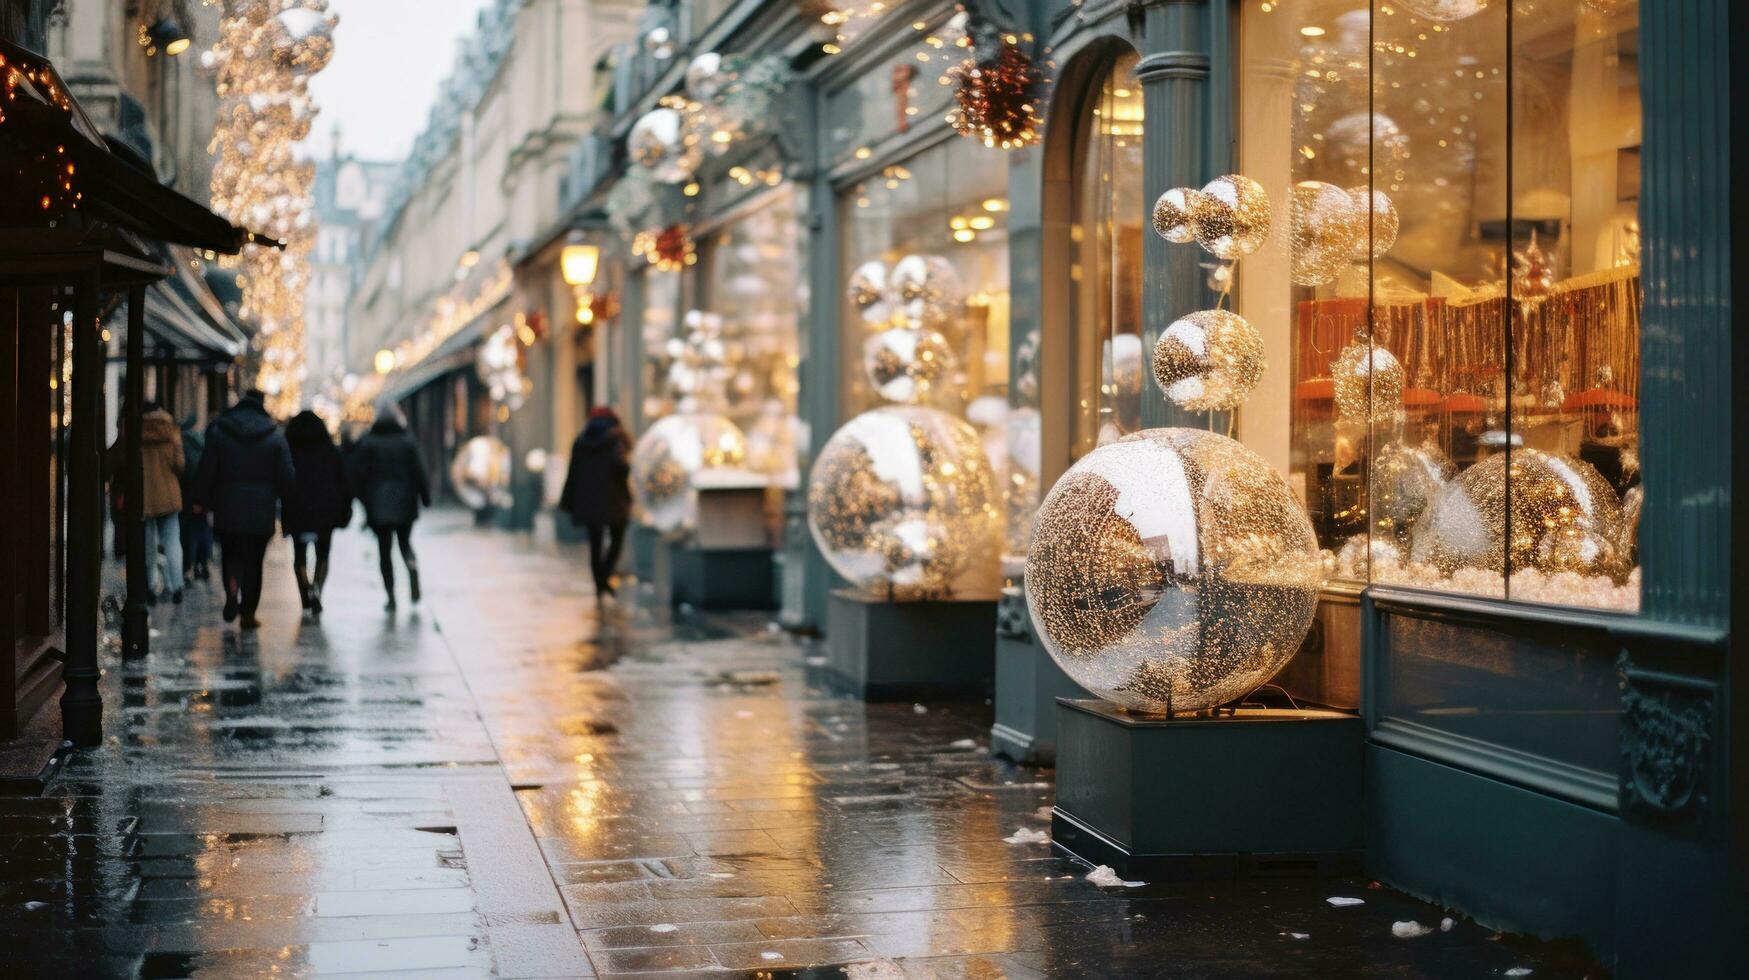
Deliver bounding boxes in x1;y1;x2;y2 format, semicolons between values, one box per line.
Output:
298;0;495;163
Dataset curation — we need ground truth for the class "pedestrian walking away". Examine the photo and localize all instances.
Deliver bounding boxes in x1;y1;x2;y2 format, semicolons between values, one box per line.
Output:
178;412;213;582
348;404;430;610
281;410;352;618
190;389;295;629
558;406;632;602
137;402;186;604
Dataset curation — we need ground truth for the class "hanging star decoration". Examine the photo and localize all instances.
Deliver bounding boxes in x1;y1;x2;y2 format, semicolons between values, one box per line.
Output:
945;23;1045;150
204;0;335;418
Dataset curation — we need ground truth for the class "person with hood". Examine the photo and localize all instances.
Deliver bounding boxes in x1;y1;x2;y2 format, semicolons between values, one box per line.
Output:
137;402;187;603
178;413;213;582
281;410;352;617
347;404;430;610
190;389;295;628
558;407;632;601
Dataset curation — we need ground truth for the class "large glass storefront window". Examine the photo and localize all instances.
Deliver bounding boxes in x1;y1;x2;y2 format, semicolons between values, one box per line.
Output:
1071;51;1145;458
1239;0;1642;612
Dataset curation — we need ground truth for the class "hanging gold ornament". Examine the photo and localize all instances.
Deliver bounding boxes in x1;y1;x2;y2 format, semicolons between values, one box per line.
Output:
1151;187;1208;245
1151;309;1266;412
945;37;1044;150
1345;187;1399;261
888;253;964;327
862;326;956;405
1192;175;1272;260
1025;429;1321;715
1290;180;1365;287
846;260;895;326
1331;335;1405;425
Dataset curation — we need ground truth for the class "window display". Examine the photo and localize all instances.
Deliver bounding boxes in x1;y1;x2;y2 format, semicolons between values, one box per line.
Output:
1237;0;1643;611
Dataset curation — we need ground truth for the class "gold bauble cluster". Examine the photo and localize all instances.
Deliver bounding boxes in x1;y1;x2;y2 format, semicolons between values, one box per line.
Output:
1152;310;1266;412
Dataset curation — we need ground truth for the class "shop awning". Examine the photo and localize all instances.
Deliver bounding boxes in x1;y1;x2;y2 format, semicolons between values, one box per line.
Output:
0;37;274;256
379;322;486;403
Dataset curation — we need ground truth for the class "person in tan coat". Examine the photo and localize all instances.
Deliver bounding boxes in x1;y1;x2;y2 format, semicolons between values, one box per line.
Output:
139;403;187;603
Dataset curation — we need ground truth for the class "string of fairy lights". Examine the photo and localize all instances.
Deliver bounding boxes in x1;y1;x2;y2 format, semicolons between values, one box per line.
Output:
202;0;335;418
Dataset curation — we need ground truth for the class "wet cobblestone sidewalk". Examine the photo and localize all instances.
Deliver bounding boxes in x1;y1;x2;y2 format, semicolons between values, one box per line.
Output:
0;513;1598;978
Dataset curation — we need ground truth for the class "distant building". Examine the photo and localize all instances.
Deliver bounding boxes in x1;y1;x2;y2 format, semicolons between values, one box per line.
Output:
306;148;397;395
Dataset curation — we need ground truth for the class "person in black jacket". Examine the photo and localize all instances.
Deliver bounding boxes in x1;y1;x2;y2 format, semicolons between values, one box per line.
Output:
558;407;632;601
282;410;352;617
347;404;430;610
179;413;213;582
189;389;295;628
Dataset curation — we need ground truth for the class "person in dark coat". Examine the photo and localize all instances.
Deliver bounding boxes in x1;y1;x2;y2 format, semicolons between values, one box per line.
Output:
558;407;632;601
189;389;295;628
347;404;430;610
179;413;213;582
282;410;352;617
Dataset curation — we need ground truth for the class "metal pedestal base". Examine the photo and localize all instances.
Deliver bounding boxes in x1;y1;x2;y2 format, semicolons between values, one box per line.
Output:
990;634;1089;766
667;542;775;610
824;589;995;702
1051;699;1363;879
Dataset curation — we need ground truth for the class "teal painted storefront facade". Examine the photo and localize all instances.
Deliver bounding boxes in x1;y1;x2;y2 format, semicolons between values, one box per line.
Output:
574;1;1742;970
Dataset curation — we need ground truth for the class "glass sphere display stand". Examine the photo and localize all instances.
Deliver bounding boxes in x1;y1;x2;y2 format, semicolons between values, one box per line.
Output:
1029;175;1370;880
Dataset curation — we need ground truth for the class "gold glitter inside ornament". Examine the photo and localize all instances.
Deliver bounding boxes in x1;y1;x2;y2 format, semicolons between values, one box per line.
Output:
862;327;956;404
1345;187;1399;261
888;254;964;326
629;108;703;183
450;436;513;511
1290;180;1365;287
846;260;895;326
1191;175;1272;260
1151;187;1207;245
1151;310;1266;412
1331;337;1405;425
1410;449;1630;581
1371;441;1455;538
631;413;749;532
806;406;1001;597
1025;429;1321;715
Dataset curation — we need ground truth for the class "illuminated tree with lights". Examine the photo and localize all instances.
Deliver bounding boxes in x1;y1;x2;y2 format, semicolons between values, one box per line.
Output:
204;0;336;417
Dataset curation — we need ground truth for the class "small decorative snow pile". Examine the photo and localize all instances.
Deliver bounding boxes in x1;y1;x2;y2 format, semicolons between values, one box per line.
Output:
648;923;678;934
1085;865;1146;888
1391;920;1435;938
1326;896;1366;908
1003;827;1049;844
949;738;977;750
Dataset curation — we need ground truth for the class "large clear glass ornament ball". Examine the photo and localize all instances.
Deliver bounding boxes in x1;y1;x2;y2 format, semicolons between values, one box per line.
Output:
1192;175;1272;260
1399;0;1491;21
1025;429;1321;715
628;108;702;183
1152;187;1207;244
1152;309;1266;412
450;436;514;511
1331;337;1405;424
1290;180;1365;286
1346;187;1400;261
806;406;1001;597
846;260;895;325
630;413;748;532
1411;449;1630;580
862;326;956;404
888;254;964;326
1371;441;1455;538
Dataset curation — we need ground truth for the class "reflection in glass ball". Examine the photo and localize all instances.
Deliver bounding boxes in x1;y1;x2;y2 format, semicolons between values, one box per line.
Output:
629;108;702;183
1398;0;1491;21
1371;441;1454;538
1290;180;1364;286
1151;187;1207;244
888;254;964;326
631;413;748;532
1105;333;1145;398
846;260;894;326
807;406;1001;597
1331;337;1405;425
1411;449;1630;581
863;327;955;404
1619;485;1642;562
450;436;513;511
1026;429;1320;715
1346;187;1399;260
1192;175;1272;260
1151;309;1266;412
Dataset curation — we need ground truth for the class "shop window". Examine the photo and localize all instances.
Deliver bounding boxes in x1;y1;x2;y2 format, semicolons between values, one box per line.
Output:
637;267;681;423
1238;0;1642;612
1070;50;1145;459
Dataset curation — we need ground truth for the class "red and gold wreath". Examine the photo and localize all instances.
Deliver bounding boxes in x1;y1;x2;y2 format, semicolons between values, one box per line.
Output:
633;224;697;272
946;39;1044;150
